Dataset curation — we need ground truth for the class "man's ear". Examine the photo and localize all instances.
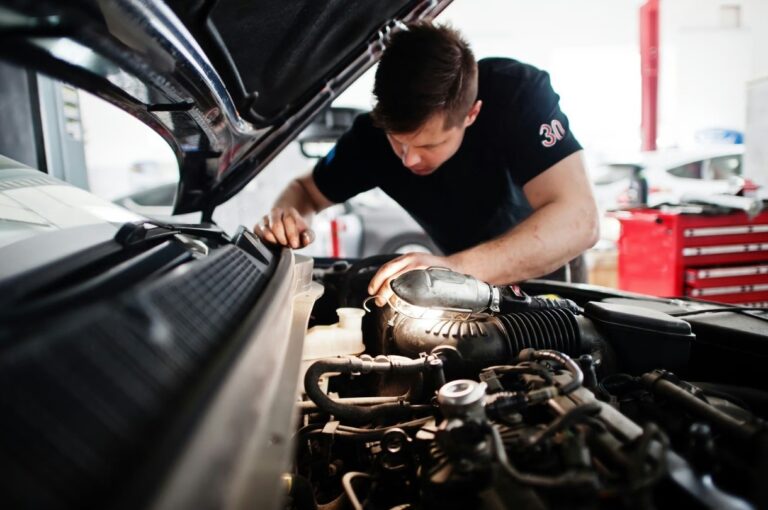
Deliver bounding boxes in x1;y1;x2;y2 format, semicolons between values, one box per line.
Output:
464;100;483;127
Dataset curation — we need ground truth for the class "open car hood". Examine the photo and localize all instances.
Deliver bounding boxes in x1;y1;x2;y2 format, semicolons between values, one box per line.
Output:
0;0;452;215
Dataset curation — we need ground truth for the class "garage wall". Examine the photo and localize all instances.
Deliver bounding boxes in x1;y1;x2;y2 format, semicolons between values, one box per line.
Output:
446;0;768;153
0;61;46;170
660;0;768;147
744;77;768;197
442;0;641;160
440;0;768;153
338;0;642;160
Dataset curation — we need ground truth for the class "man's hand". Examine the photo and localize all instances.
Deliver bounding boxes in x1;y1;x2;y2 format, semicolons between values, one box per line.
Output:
368;252;460;307
253;206;315;249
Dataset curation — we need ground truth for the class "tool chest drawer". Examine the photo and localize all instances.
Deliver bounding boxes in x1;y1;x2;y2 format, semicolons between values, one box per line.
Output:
685;264;768;288
615;208;768;305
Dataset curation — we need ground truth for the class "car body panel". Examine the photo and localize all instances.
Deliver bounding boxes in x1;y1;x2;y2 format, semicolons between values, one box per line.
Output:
0;161;312;510
148;252;314;510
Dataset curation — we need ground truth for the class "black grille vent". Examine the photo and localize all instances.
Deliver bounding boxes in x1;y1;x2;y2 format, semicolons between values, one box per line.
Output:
0;245;268;509
145;246;263;359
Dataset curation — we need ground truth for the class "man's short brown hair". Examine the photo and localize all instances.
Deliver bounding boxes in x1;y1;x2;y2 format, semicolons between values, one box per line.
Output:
371;23;478;134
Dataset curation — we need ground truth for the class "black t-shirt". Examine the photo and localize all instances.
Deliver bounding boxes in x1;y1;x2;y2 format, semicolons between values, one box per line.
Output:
313;58;582;255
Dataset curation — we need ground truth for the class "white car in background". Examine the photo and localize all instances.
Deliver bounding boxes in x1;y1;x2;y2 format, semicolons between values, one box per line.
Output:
644;145;745;205
592;145;746;210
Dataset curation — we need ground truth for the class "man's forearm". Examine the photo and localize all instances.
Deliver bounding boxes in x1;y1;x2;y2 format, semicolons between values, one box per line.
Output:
274;178;321;217
447;198;599;285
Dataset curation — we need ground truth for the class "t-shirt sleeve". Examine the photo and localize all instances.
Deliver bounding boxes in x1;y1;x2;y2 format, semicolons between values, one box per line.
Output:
311;114;378;204
507;71;582;186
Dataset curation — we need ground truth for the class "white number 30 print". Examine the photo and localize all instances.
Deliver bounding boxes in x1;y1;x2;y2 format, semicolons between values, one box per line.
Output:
539;119;566;148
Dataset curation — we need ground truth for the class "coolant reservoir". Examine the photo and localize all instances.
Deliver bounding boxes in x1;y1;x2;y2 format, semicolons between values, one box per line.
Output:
299;307;366;396
302;307;366;360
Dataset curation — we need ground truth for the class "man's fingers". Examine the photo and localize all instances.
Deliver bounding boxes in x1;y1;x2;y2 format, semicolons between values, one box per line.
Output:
375;284;395;307
254;207;314;249
368;255;415;295
368;253;446;304
300;229;315;247
264;227;278;244
285;207;310;249
253;215;280;245
268;211;289;246
252;223;267;241
374;267;416;306
367;258;402;296
283;212;299;248
253;223;278;245
261;225;278;245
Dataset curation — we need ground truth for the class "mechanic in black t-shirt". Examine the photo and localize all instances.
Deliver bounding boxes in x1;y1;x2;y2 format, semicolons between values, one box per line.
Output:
253;23;599;306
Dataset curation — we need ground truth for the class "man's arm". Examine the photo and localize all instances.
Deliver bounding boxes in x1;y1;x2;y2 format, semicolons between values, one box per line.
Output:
253;172;335;248
449;150;599;282
368;151;599;303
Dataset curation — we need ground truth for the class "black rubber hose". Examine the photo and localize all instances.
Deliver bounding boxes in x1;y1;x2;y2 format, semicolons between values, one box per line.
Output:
519;349;584;395
528;402;602;446
498;310;582;356
303;357;429;425
481;364;555;385
498;287;582;314
641;372;765;442
691;382;768;417
491;425;599;489
301;417;433;442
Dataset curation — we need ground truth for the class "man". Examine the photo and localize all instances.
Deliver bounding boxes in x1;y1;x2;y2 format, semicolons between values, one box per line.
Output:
253;23;599;306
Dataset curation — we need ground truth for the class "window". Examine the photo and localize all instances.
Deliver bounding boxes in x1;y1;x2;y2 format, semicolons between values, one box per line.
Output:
709;155;742;180
667;161;703;179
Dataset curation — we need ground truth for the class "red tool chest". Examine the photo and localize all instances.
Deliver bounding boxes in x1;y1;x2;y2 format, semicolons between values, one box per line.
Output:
614;208;768;306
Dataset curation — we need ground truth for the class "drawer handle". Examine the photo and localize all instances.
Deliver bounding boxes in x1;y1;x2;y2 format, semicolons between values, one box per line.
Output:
683;243;768;257
684;225;768;237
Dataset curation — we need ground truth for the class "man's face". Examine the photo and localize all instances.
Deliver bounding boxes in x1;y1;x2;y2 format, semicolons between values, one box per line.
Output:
385;101;482;176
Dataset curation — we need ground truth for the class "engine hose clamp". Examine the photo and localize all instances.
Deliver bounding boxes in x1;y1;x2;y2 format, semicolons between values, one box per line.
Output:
490;285;501;313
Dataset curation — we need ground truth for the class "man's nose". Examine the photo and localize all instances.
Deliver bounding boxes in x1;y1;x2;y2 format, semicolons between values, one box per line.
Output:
402;147;421;168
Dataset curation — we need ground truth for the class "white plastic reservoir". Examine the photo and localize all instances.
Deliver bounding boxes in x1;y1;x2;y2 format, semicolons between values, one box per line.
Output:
299;307;366;395
302;307;366;360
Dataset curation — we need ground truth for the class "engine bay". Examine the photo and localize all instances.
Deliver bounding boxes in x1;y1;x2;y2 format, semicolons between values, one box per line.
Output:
291;258;768;510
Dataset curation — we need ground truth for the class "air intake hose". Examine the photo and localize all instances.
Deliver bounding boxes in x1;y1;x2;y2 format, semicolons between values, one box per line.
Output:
389;308;601;366
385;268;604;367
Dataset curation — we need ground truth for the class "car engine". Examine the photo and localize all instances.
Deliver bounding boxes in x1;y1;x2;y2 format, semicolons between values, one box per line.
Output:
290;260;768;510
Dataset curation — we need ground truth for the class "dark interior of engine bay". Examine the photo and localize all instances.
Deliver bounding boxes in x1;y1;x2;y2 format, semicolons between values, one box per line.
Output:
293;256;768;510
